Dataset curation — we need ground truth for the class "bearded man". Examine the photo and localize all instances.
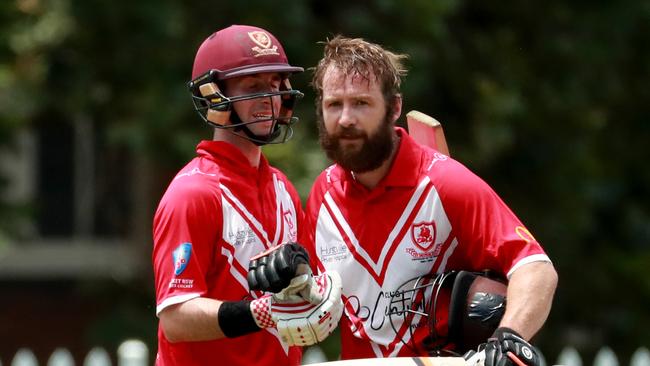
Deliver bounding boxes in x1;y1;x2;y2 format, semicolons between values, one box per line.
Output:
300;36;557;366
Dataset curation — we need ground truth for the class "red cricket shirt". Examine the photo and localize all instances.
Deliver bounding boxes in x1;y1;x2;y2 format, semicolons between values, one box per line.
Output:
302;128;551;359
153;140;303;366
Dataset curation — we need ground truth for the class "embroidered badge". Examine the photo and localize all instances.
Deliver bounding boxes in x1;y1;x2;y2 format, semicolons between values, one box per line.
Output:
173;243;192;276
248;31;279;57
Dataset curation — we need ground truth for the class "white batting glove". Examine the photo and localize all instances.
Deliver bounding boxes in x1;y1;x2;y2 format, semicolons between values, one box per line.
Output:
272;273;312;302
250;271;343;346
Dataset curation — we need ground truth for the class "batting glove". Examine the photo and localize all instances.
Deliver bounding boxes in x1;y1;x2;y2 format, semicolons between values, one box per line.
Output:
248;242;311;294
249;271;343;346
465;328;542;366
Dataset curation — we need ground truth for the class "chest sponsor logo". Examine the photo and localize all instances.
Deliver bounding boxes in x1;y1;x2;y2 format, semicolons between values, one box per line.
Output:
320;241;349;263
406;222;441;261
228;227;257;247
173;242;192;276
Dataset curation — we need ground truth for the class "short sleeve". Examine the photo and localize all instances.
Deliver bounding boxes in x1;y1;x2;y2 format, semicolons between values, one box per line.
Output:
152;178;222;315
434;160;550;278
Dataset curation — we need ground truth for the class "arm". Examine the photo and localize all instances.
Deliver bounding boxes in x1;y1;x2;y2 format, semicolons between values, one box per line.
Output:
153;180;227;343
161;271;344;346
499;261;558;340
159;298;226;342
463;262;557;366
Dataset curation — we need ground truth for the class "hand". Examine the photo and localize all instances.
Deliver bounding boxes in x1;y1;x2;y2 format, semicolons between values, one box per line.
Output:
248;242;311;293
250;271;343;346
465;328;542;366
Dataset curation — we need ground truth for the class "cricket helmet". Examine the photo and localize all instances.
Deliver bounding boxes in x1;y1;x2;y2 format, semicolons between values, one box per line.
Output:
187;25;304;145
387;271;507;356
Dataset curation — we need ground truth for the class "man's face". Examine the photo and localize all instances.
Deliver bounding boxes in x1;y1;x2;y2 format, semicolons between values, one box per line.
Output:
319;65;395;173
223;72;282;136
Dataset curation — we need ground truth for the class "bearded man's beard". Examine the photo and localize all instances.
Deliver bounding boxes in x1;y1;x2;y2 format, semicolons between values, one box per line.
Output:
318;113;395;173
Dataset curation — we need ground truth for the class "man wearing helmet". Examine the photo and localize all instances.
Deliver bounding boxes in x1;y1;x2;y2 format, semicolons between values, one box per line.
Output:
151;25;342;366
299;36;558;365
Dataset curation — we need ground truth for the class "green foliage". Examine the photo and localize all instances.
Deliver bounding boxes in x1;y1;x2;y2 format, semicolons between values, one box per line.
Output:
1;0;649;360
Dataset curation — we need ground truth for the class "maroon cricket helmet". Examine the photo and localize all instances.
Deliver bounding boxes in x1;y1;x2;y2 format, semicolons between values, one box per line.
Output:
191;25;304;80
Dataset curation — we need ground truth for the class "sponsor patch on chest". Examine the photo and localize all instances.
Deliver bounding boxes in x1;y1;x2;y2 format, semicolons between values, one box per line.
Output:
227;226;258;247
319;241;350;263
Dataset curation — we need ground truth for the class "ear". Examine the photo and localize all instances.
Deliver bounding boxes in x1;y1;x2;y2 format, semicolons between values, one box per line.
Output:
390;94;403;123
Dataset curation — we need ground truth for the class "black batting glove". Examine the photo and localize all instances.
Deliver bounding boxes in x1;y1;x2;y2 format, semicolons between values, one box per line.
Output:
466;328;542;366
247;242;310;293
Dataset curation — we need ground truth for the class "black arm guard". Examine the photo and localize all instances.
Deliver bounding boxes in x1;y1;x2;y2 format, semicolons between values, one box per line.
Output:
247;242;310;293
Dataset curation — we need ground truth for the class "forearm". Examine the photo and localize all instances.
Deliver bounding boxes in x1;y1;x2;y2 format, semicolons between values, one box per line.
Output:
159;297;227;342
499;261;558;340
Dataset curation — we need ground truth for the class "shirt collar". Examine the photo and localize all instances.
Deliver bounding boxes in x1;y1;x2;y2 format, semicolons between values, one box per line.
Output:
380;127;422;187
195;140;270;177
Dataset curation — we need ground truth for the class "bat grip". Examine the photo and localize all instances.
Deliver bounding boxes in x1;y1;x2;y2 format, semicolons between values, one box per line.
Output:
507;351;527;366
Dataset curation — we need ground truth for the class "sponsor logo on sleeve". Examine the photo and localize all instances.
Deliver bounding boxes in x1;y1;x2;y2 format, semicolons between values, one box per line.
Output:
172;242;192;276
515;226;536;243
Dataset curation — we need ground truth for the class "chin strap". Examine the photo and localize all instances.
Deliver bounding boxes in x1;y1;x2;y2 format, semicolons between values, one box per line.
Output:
230;111;282;146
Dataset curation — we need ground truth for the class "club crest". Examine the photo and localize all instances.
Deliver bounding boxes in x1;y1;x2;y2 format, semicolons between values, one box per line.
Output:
173;243;192;276
410;222;436;252
248;31;279;57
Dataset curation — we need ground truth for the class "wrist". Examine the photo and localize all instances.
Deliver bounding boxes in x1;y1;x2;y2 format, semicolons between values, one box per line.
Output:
250;295;277;329
217;300;262;338
491;326;523;340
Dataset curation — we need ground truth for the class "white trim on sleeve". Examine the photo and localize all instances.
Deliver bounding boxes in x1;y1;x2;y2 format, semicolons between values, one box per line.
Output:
156;293;202;316
507;254;552;279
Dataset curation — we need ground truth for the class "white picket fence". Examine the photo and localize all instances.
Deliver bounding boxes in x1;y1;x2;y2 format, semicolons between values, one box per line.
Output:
2;340;148;366
555;347;650;366
3;342;650;366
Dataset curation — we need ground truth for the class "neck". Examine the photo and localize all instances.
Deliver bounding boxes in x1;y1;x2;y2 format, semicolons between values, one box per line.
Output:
352;133;400;190
213;129;262;168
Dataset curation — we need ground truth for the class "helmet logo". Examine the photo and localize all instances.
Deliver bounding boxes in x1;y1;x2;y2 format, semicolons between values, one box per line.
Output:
410;222;437;252
248;31;280;57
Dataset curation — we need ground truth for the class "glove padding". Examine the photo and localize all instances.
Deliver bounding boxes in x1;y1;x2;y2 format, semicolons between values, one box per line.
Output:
465;328;541;366
250;271;343;346
248;242;311;293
